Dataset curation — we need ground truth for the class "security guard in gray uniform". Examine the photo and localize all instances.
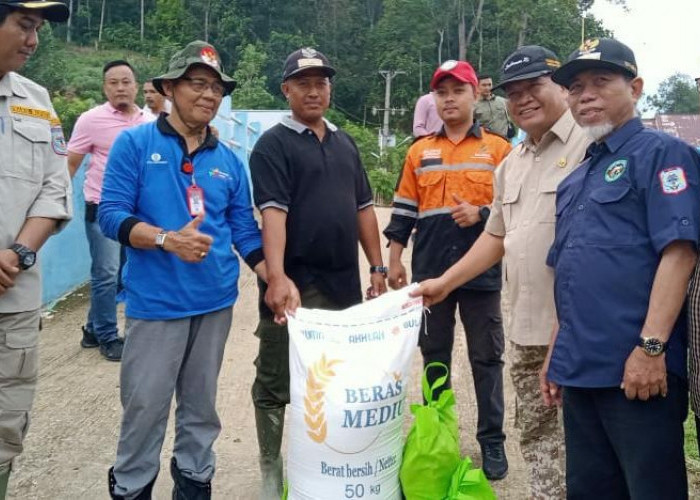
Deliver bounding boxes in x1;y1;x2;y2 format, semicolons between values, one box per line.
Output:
0;1;71;498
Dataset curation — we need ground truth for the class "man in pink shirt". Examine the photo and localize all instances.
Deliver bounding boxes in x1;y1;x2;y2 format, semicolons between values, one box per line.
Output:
67;60;147;361
412;91;443;137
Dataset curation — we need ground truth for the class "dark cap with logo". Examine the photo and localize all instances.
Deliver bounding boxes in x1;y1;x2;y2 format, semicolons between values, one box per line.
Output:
552;38;637;88
152;40;236;96
430;60;478;90
282;47;336;81
494;45;561;90
0;0;69;22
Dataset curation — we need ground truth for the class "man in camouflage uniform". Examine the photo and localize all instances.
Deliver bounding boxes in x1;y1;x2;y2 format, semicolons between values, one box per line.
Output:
414;46;591;498
0;2;71;498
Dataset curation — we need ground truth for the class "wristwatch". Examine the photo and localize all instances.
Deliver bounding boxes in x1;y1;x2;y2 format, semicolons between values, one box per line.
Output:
638;336;667;357
155;231;168;251
369;265;389;277
10;243;37;270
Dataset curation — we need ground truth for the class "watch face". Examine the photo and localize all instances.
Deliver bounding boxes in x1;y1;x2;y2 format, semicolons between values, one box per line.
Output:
642;337;664;356
23;253;36;267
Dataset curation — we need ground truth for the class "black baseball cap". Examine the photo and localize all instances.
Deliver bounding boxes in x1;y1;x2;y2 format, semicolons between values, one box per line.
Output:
494;45;561;90
282;47;336;81
552;38;637;88
0;0;69;22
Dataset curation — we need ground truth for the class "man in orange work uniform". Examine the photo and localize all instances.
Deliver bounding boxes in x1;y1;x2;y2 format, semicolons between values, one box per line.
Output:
384;59;512;479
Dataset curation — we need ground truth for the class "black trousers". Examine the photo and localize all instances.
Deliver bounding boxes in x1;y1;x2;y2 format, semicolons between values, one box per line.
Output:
563;376;688;500
419;288;505;445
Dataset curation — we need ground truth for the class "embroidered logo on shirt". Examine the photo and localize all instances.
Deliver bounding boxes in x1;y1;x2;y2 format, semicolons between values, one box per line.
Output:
421;149;442;160
51;126;67;156
471;144;493;160
604;159;627;182
147;152;168;165
659;167;687;195
208;168;231;180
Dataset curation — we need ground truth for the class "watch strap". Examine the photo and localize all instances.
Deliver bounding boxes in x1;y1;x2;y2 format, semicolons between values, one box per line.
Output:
10;243;36;270
369;265;388;276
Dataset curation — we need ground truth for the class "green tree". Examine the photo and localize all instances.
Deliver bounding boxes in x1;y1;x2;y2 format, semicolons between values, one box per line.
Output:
648;73;700;114
232;44;278;109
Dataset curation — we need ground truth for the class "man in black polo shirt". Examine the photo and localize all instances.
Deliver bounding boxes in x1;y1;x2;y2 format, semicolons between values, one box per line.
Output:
249;47;387;499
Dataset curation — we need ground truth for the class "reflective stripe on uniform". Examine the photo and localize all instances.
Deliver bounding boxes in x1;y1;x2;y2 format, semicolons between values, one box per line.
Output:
392;208;418;218
418;207;452;219
393;196;418;207
416;162;495;175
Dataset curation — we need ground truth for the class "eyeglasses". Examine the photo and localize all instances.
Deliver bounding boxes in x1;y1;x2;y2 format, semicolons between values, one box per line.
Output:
180;77;226;97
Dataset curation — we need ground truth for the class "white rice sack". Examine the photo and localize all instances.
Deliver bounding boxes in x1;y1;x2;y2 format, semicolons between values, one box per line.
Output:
286;286;422;500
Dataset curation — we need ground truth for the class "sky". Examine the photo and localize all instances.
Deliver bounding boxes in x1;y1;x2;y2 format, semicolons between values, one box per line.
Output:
588;0;700;100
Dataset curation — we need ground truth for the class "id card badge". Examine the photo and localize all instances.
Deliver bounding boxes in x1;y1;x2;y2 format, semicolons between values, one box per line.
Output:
187;185;205;216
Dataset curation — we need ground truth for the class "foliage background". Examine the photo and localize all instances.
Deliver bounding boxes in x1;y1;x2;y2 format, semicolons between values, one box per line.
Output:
22;0;618;201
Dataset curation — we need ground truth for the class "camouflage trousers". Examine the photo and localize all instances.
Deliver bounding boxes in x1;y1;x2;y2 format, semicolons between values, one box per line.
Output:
509;342;566;500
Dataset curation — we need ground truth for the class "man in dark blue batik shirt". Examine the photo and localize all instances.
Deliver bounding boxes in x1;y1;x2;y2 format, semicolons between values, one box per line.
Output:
540;38;700;499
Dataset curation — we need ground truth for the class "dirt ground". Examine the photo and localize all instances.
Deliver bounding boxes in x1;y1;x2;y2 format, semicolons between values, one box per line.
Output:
5;207;698;499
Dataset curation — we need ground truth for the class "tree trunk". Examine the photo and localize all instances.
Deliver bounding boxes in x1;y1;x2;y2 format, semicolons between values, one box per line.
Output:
204;0;211;42
140;0;144;41
465;0;485;51
517;12;529;48
98;0;106;44
437;28;444;65
66;0;73;43
458;1;466;61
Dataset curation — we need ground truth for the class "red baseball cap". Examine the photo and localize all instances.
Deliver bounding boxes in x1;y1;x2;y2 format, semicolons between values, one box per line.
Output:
430;60;478;90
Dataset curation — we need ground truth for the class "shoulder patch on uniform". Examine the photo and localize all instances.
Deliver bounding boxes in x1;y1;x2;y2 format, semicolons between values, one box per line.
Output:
10;105;52;121
659;167;687;195
51;126;67;156
604;159;627;182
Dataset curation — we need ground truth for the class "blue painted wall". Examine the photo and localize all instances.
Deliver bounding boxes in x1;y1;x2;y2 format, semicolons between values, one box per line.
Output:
40;163;90;306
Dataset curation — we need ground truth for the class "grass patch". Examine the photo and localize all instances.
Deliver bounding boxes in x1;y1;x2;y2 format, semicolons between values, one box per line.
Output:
685;410;700;496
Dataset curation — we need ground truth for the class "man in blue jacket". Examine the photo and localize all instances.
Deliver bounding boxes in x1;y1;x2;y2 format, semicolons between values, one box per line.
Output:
99;40;298;500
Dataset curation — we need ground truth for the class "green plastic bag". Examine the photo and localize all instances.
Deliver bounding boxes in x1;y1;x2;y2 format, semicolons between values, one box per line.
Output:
400;362;461;499
447;457;497;500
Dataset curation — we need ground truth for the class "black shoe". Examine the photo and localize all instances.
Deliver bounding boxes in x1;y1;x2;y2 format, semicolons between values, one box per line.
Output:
99;338;124;362
108;466;157;500
171;458;211;500
481;442;508;480
81;325;99;348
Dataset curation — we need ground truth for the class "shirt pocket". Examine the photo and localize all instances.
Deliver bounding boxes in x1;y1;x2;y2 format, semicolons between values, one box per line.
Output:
586;185;641;245
416;170;446;210
502;183;521;232
537;176;560;224
449;170;494;207
6;120;51;182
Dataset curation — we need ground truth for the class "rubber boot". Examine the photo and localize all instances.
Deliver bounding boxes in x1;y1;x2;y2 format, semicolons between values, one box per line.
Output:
0;465;10;500
108;466;158;500
255;407;285;500
171;457;211;500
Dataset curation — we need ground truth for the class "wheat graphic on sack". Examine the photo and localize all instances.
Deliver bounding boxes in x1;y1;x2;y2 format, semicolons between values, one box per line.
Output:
304;354;342;443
